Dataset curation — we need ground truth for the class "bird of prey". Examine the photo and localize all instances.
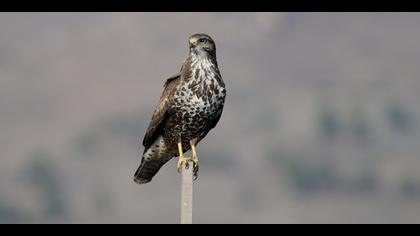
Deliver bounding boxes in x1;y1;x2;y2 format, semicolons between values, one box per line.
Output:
134;33;226;184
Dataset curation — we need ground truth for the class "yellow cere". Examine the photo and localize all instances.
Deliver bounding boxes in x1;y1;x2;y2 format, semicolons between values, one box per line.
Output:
190;38;198;46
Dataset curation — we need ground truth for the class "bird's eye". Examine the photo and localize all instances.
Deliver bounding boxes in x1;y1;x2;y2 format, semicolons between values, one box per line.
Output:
199;38;207;43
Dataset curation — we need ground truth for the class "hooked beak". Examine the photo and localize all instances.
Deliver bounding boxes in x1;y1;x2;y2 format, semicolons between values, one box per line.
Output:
189;37;198;47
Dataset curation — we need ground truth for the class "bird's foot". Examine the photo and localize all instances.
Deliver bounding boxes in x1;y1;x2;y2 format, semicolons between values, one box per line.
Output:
176;140;199;180
189;138;199;180
177;155;192;173
191;156;199;180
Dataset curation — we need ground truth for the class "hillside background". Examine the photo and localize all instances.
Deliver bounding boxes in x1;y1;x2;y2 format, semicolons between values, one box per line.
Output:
1;13;420;223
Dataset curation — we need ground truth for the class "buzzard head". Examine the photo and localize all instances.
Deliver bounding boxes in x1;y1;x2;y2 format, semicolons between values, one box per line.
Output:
189;33;216;57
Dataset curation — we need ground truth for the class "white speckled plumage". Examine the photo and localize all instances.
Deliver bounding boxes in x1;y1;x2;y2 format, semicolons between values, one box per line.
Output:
134;33;226;184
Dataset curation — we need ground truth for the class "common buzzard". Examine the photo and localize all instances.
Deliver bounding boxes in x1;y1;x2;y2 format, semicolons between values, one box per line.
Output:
134;33;226;184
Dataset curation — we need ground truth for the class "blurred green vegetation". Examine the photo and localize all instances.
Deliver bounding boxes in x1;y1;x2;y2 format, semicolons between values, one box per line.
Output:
0;203;27;224
268;149;383;194
73;110;149;157
351;115;372;144
386;102;414;134
25;152;67;219
0;152;69;223
319;109;342;141
400;178;420;198
198;149;235;172
271;154;338;193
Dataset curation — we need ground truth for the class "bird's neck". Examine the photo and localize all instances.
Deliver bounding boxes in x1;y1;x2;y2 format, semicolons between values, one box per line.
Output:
179;52;221;86
190;50;216;62
181;53;222;89
190;52;218;69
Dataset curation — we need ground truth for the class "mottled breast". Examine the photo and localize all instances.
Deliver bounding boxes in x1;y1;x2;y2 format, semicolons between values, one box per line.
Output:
173;55;226;141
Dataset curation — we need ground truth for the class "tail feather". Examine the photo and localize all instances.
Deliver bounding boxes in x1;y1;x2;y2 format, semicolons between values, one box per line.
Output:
134;158;167;184
134;136;172;184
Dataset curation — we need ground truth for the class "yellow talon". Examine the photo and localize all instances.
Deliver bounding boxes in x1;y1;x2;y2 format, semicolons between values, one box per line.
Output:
176;140;200;180
190;139;199;179
177;142;191;172
177;155;192;172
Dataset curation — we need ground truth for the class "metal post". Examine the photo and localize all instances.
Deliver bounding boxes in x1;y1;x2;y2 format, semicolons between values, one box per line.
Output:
180;161;193;224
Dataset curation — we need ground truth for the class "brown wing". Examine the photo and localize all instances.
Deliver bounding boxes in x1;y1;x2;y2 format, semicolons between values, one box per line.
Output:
142;73;180;149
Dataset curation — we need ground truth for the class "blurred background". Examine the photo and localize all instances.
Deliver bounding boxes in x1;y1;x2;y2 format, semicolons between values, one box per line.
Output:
1;12;420;224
